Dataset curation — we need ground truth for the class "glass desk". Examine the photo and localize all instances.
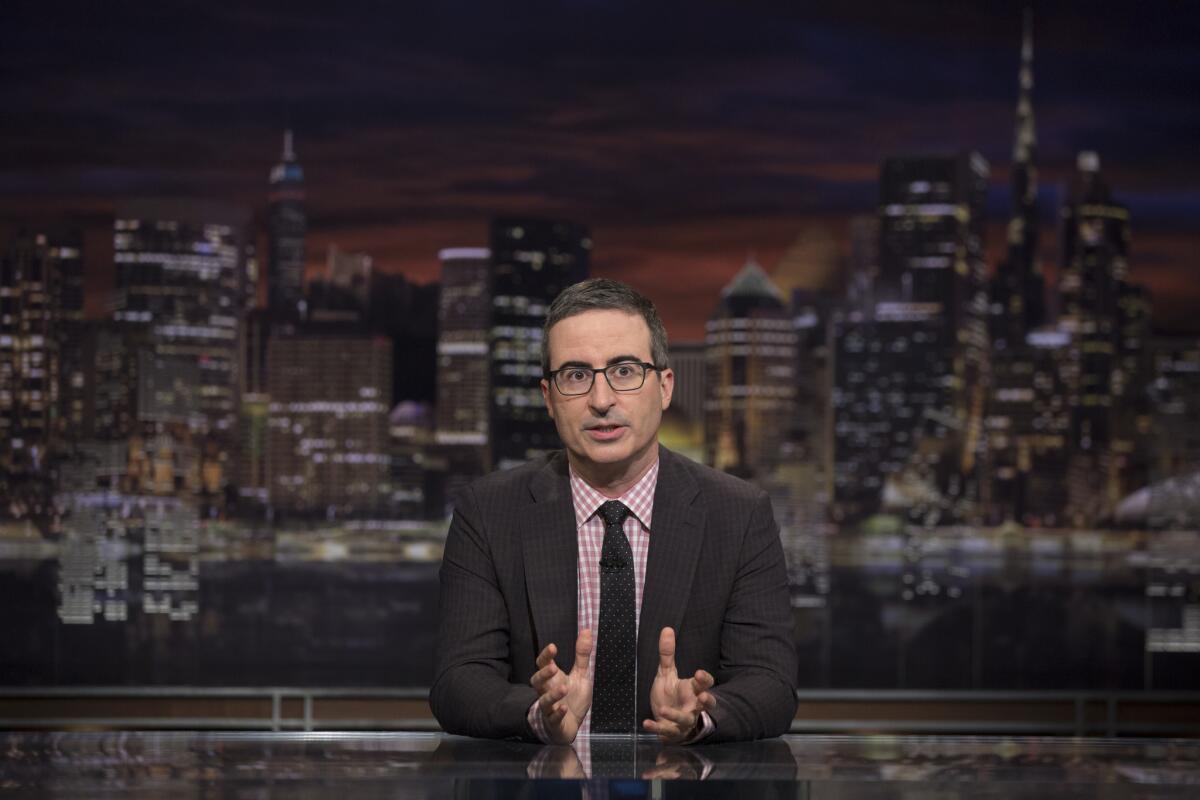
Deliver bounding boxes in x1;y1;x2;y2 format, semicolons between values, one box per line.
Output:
2;731;1197;798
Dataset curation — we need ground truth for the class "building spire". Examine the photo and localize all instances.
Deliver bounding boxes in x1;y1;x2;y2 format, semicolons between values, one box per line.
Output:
1010;6;1038;236
282;129;296;162
991;5;1044;347
1012;7;1036;164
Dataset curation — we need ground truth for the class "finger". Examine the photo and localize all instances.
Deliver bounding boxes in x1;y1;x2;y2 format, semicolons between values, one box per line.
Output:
657;627;676;673
540;676;566;705
533;677;563;701
545;701;567;725
570;629;593;676
689;669;714;694
642;718;675;737
643;718;683;743
530;661;560;690
532;662;554;690
535;643;558;670
531;671;562;698
696;690;717;713
653;704;695;728
538;691;557;716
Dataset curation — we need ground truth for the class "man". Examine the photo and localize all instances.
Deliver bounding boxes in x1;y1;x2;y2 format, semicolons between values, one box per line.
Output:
431;278;796;744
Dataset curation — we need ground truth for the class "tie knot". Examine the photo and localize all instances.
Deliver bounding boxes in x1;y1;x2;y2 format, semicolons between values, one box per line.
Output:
598;500;630;528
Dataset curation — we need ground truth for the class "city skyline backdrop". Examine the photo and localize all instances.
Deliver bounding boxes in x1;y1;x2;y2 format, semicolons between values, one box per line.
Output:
4;2;1199;693
3;1;1198;341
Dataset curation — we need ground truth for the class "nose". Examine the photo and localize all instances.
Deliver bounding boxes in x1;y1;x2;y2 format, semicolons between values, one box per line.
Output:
587;370;618;413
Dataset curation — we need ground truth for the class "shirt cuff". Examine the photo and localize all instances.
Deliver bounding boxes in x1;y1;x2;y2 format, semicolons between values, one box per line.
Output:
683;710;715;744
527;698;551;743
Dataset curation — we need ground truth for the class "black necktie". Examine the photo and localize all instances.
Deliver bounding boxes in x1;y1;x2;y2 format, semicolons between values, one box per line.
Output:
591;500;637;733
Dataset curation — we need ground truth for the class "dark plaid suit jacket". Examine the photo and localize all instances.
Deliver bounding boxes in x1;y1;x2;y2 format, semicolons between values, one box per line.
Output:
430;444;798;743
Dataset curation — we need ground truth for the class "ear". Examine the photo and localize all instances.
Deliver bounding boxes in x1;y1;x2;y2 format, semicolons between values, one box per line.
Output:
540;378;555;419
658;367;674;411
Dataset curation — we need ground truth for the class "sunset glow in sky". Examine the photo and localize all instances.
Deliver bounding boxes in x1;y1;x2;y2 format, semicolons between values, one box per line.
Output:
3;1;1197;340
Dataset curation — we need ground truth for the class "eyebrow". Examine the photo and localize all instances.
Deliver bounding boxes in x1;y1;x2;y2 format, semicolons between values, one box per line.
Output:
552;355;646;370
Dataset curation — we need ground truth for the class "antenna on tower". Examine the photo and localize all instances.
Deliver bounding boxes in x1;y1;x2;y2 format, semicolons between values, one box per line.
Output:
283;129;296;161
1021;6;1033;64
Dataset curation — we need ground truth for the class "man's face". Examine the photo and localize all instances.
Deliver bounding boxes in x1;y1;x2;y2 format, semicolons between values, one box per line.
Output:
540;309;674;480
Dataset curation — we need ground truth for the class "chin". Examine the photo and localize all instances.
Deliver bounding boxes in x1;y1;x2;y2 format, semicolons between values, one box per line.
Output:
580;444;634;464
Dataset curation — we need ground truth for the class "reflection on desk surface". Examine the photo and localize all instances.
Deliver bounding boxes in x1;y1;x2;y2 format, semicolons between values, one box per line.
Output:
1;732;1198;797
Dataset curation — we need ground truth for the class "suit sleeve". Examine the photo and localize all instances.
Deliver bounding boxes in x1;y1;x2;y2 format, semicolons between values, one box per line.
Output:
430;484;538;739
706;491;798;742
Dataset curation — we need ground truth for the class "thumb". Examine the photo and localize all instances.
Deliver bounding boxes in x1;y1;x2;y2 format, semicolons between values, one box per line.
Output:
571;629;593;675
658;627;677;673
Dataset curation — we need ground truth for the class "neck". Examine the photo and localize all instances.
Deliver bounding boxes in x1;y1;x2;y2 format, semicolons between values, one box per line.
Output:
568;447;659;499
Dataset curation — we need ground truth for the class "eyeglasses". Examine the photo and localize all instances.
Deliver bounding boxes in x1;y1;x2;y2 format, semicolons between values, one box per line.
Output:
547;361;661;396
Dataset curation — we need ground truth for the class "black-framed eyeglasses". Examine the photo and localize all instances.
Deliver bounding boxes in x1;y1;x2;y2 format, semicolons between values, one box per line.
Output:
546;361;662;396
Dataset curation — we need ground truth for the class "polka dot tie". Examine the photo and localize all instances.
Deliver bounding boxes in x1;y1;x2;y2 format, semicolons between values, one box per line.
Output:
591;500;636;734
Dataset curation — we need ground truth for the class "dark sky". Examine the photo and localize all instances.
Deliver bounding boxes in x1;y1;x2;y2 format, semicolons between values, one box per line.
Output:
3;0;1198;339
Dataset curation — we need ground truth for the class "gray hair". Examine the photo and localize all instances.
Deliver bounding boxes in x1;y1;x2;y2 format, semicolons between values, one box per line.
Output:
542;278;670;374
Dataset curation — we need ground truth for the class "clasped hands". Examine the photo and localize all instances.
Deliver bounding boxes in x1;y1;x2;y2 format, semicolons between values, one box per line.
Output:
530;626;716;744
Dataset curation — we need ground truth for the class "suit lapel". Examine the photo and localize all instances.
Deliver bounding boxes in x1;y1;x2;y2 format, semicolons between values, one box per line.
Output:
637;447;704;716
522;452;580;670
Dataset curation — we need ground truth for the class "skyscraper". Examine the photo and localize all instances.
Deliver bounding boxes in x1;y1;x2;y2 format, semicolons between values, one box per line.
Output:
306;244;374;329
389;400;439;518
984;10;1055;525
666;341;706;433
242;240;260;313
488;218;589;470
48;229;84;326
704;259;797;479
366;273;440;406
705;262;821;597
268;130;306;322
435;248;491;446
833;153;990;523
112;200;248;496
1059;153;1130;416
991;8;1045;352
0;232;60;476
325;243;373;310
44;230;86;443
886;153;989;510
790;288;836;486
236;390;269;507
266;335;392;514
92;324;139;443
1149;336;1200;484
831;303;950;523
845;214;880;314
1058;152;1149;523
435;248;491;494
659;341;706;463
879;153;990;348
984;327;1072;526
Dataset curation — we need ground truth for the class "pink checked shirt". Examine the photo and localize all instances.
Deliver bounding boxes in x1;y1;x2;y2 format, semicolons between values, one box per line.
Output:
570;459;658;664
527;458;713;742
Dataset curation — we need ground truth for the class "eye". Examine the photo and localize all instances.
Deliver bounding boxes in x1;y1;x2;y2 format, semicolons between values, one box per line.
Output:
612;364;636;378
565;369;589;382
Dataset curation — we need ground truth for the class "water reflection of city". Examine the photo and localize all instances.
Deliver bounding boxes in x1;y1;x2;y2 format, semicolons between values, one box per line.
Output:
2;517;1197;689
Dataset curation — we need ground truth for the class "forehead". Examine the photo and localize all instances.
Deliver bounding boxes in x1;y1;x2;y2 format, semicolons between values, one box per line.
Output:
546;309;653;367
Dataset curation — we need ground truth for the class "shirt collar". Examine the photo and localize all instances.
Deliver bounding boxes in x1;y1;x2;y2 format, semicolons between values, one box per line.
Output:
568;458;659;531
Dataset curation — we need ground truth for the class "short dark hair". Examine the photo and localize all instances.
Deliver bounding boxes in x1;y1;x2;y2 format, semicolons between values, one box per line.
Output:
542;278;670;374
